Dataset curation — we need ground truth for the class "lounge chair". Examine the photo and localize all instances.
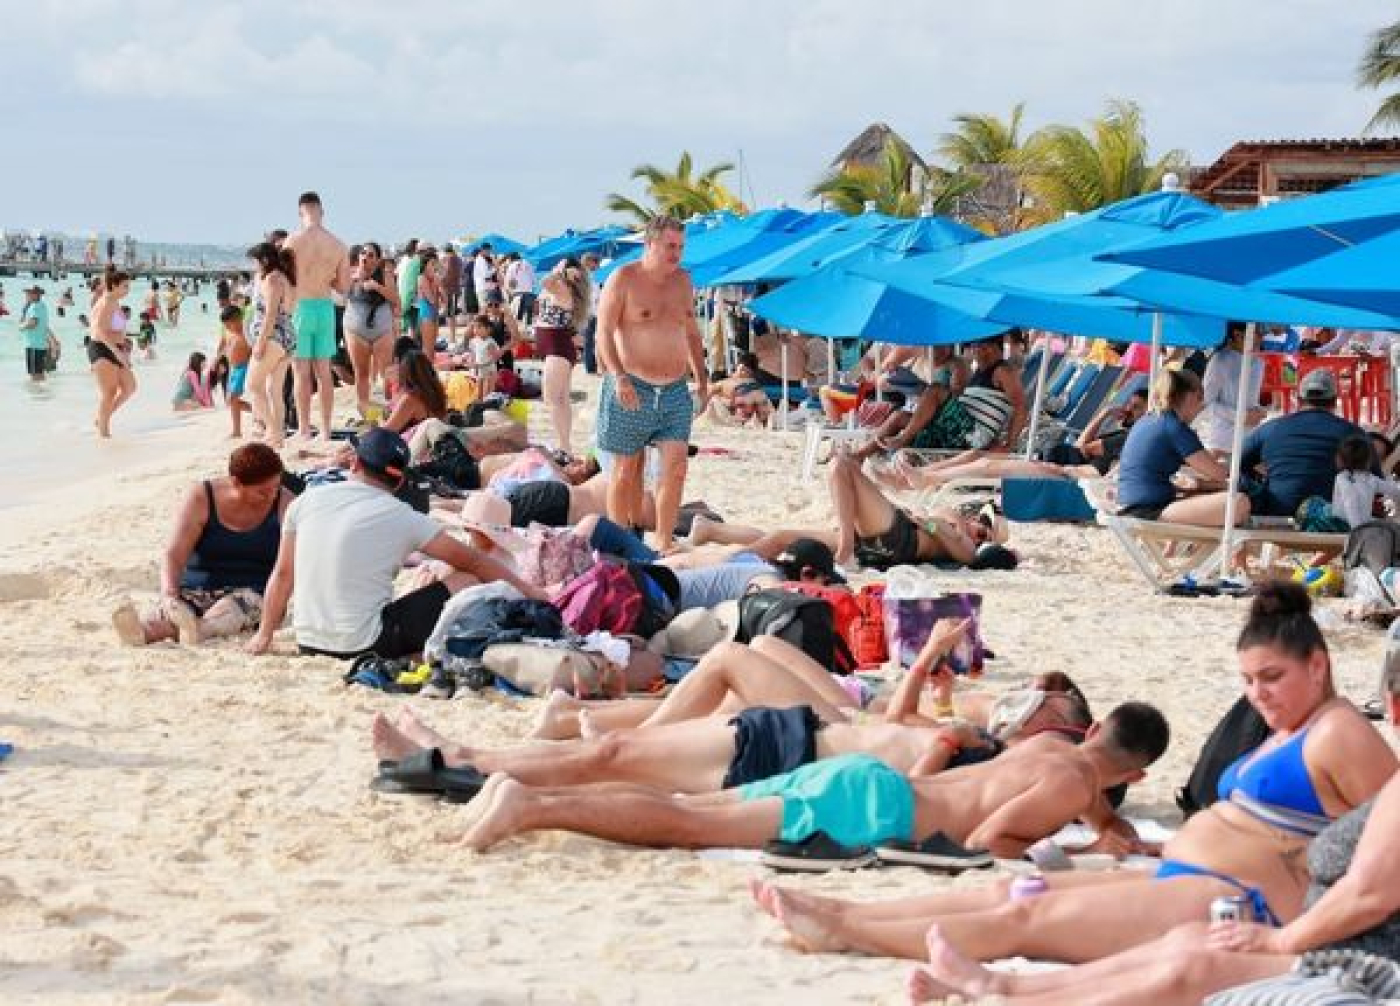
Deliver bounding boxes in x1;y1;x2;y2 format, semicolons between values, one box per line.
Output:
1079;478;1347;590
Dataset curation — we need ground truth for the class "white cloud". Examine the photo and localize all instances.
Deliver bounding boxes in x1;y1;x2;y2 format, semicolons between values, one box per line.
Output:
1;0;1395;240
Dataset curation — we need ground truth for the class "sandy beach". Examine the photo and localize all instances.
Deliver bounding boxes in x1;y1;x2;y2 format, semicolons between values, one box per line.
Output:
1;376;1392;1005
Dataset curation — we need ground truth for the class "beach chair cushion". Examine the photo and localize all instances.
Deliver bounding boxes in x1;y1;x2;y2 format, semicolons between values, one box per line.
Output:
1000;477;1095;523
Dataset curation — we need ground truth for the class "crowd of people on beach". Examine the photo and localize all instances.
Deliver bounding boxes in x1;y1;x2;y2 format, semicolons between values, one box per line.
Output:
60;189;1400;1002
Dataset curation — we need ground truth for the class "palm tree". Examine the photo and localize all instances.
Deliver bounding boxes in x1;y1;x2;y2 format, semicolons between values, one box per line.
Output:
605;152;746;225
935;103;1038;232
1358;19;1400;133
1018;100;1187;225
809;138;980;217
936;103;1028;170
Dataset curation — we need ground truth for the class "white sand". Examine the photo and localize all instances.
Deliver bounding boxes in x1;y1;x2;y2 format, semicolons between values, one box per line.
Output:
0;377;1390;1004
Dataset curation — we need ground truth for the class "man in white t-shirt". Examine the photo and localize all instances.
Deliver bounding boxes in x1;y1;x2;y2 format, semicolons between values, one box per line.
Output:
246;428;543;659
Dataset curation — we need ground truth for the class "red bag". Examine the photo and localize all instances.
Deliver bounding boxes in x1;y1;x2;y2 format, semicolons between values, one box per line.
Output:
851;584;888;669
781;582;889;669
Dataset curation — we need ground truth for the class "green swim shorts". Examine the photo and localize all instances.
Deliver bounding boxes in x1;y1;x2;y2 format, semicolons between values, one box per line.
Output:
294;297;336;360
739;753;914;849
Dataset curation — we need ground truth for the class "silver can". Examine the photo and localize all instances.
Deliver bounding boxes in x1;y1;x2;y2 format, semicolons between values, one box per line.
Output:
1210;896;1249;924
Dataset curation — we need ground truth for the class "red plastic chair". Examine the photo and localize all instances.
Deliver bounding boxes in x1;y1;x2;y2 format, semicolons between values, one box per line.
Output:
1359;356;1392;427
1257;352;1295;413
1295;356;1362;423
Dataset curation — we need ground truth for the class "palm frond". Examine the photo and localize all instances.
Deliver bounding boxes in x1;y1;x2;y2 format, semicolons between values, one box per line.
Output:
1365;92;1400;133
1358;21;1400;88
604;194;656;225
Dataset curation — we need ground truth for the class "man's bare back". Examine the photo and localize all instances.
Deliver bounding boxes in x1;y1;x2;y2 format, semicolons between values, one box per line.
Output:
908;737;1099;853
818;721;947;775
285;224;348;299
606;261;694;384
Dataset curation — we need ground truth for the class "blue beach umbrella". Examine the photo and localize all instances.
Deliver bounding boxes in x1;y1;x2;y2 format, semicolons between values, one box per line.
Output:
1100;178;1400;286
460;233;529;256
529;226;630;272
1260;227;1400;317
746;219;999;345
712;210;905;286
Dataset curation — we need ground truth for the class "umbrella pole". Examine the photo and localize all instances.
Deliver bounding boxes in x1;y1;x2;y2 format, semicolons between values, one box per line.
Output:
1219;323;1255;582
1148;313;1163;399
781;340;790;427
1023;335;1050;460
827;338;837;387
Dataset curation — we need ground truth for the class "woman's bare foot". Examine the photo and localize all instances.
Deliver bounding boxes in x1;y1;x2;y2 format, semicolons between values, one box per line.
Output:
111;603;146;646
528;690;580;741
906;966;958;1005
920;924;1003;999
162;597;201;645
461;776;527;851
371;713;422;763
771;888;852;954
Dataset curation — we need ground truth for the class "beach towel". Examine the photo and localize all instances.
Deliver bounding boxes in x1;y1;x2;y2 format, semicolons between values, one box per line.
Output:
881;572;985;675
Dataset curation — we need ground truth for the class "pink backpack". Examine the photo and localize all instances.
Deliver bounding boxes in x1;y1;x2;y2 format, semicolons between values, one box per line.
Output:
516;524;595;589
551;562;642;635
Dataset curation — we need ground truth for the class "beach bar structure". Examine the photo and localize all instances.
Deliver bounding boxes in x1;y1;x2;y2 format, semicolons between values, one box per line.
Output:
1189;138;1400;209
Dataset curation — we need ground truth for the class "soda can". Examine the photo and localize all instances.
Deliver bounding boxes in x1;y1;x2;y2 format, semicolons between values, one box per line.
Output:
1009;873;1048;900
1209;896;1249;924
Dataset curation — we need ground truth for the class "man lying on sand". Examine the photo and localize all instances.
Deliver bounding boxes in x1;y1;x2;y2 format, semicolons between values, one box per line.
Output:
446;700;1169;854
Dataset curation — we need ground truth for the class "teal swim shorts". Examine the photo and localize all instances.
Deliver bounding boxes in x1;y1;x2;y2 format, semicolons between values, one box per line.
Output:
739;753;914;848
294;297;336;360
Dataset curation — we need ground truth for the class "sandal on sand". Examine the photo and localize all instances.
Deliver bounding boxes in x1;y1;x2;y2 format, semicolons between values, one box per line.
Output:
875;832;993;871
371;748;486;800
760;832;876;873
1363;697;1386;721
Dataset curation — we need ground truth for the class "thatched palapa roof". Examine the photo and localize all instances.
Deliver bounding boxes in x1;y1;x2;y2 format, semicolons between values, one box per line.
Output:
832;122;927;171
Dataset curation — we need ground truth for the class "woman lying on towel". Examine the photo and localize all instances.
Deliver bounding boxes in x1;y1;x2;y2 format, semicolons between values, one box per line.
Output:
875;388;1149;492
680;450;1009;572
909;637;1400;1006
1115;368;1251;527
755;584;1395;967
531;619;1090;745
111;444;294;646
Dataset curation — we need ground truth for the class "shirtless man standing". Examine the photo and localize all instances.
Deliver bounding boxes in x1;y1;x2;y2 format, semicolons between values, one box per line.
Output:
284;191;350;442
595;215;708;551
449;700;1168;855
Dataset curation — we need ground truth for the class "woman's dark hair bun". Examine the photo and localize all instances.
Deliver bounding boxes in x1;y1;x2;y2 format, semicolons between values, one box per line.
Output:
1248;581;1312;622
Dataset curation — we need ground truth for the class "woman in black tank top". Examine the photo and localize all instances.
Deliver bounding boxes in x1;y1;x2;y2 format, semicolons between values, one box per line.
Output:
111;444;292;647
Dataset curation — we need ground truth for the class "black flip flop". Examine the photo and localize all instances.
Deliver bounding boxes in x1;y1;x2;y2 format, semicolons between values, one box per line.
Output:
371;748;486;800
760;831;875;873
876;831;993;871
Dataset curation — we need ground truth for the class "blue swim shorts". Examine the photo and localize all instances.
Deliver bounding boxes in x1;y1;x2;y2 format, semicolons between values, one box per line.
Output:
228;363;249;396
739;752;914;849
596;374;693;456
293;297;336;360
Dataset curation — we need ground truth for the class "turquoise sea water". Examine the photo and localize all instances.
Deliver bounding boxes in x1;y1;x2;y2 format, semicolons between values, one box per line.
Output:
0;275;228;507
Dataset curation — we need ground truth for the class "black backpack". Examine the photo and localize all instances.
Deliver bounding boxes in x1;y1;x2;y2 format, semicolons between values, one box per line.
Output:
417;434;481;491
1176;695;1271;817
1343;520;1400;576
736;589;856;675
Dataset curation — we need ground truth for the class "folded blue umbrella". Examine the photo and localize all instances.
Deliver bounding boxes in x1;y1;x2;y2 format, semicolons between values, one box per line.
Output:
1261;227;1400;317
1100;177;1400;286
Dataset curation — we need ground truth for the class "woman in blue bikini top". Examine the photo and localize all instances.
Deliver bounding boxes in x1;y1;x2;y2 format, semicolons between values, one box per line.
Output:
760;583;1397;969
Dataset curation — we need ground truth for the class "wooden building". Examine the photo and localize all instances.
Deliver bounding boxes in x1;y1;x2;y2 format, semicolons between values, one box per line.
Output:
1189;138;1400;208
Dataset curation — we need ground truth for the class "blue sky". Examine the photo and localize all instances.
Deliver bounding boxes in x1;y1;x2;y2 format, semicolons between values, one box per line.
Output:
2;0;1394;246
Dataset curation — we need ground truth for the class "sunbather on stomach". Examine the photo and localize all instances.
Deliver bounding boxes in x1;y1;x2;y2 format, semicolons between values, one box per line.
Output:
757;583;1396;966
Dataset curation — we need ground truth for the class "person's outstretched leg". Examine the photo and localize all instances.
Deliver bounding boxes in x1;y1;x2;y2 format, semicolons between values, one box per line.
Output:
638;641;848;729
460;777;781;851
688;515;764;547
347;335;373;415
